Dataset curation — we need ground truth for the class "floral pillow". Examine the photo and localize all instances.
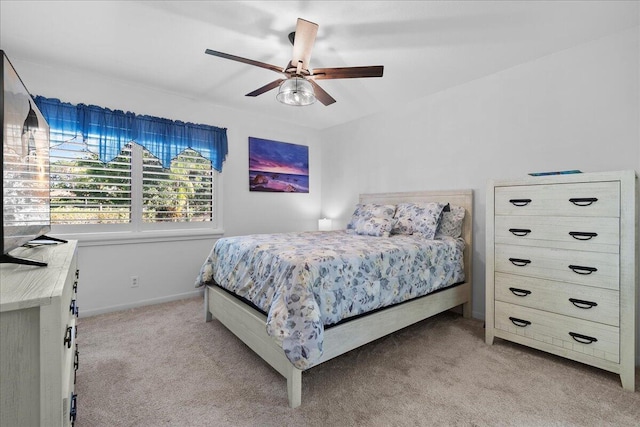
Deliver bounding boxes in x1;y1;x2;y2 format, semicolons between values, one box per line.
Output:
347;203;396;237
435;205;466;239
346;204;365;231
391;202;446;239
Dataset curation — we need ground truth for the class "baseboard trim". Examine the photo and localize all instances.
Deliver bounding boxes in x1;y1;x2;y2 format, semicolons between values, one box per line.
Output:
80;289;204;317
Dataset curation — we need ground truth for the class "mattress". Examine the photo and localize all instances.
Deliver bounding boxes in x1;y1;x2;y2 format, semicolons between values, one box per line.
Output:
195;230;465;369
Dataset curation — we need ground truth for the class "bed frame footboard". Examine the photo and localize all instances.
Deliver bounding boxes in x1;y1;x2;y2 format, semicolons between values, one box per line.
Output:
205;285;304;407
205;281;470;408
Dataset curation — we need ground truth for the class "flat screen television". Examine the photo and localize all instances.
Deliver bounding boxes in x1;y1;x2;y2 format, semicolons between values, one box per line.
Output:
1;50;53;266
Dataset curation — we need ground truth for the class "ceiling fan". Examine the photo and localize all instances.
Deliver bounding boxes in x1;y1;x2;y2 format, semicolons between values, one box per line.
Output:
205;18;384;106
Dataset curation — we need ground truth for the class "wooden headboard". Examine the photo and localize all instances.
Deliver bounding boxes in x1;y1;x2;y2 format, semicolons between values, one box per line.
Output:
359;189;474;291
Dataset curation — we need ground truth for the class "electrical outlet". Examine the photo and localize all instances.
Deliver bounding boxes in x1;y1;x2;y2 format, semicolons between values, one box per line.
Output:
130;276;139;288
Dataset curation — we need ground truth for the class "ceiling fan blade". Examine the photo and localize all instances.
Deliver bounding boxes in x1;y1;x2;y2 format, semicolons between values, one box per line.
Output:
310;66;384;80
205;49;284;74
245;79;286;97
308;80;336;106
291;18;318;71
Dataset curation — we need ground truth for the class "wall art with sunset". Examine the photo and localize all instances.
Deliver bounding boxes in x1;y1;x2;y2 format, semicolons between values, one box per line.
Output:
248;137;309;193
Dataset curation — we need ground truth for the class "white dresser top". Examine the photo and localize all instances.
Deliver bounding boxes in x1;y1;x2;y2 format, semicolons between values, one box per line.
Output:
0;241;77;312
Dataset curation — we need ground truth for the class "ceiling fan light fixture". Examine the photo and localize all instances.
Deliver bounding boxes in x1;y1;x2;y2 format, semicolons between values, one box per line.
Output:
276;77;316;106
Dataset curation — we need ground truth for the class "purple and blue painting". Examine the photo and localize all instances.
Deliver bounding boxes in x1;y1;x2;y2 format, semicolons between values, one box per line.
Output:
249;137;309;193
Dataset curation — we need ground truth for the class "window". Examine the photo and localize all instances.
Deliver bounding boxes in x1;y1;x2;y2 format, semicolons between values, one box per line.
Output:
142;146;213;223
50;138;216;230
36;96;227;235
50;138;132;225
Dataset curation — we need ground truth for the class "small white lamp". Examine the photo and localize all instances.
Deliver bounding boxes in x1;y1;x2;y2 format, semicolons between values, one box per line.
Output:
318;218;332;231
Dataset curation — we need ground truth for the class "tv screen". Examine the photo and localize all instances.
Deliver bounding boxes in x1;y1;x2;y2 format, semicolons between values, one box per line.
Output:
1;50;51;255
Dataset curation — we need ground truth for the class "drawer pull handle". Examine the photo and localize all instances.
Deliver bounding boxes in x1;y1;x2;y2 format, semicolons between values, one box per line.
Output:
70;299;79;317
569;197;598;207
569;298;598;309
64;326;73;349
74;344;79;385
569;231;598;241
509;317;531;327
568;265;597;275
509;287;532;297
509;258;531;267
569;332;598;344
70;392;78;423
509;228;531;237
509;198;532;207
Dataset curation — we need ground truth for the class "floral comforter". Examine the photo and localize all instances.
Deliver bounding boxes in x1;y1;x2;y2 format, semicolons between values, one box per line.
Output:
195;230;465;370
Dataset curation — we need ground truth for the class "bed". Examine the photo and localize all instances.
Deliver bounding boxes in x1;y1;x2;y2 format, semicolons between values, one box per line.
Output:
196;189;473;407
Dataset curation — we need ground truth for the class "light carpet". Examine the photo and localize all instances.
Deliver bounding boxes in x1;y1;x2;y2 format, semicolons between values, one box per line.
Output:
75;297;639;426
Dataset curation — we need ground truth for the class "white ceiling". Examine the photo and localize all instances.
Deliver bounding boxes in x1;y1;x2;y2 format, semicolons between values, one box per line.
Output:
1;1;638;130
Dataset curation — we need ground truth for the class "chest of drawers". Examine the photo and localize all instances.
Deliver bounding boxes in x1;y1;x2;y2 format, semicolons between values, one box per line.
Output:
485;171;637;390
0;241;80;426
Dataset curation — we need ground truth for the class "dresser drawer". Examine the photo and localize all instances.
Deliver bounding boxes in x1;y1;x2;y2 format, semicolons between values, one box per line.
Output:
495;182;620;217
495;244;619;290
495;301;619;363
495;273;619;326
60;264;78;325
62;317;77;394
494;216;619;253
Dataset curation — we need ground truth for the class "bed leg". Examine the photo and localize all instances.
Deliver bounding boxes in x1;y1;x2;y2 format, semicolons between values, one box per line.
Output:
204;287;213;322
287;367;302;408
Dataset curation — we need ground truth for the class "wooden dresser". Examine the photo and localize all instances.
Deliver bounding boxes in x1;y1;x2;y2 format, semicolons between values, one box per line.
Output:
485;170;638;390
1;241;79;426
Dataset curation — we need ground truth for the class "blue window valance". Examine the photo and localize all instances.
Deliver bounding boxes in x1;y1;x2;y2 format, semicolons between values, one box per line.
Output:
34;96;228;172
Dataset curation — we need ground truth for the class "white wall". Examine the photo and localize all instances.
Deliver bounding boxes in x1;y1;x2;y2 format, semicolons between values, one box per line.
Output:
320;28;639;361
8;57;322;316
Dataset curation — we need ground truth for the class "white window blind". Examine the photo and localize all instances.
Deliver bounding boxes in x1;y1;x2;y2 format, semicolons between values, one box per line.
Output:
50;138;132;224
50;135;214;227
142;147;214;223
